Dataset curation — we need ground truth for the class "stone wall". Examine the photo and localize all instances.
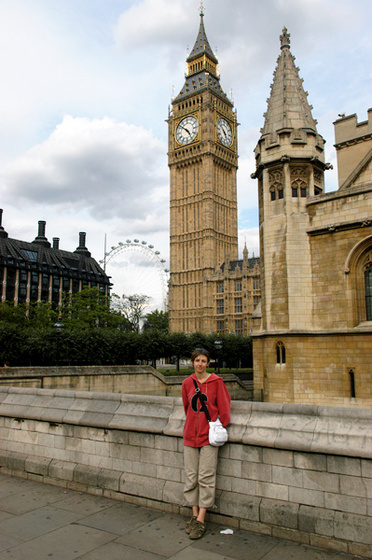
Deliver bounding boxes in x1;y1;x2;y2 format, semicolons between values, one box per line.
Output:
0;365;251;400
0;386;371;557
253;332;372;407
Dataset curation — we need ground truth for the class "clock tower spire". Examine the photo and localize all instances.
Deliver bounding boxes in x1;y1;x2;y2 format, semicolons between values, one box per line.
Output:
168;9;238;333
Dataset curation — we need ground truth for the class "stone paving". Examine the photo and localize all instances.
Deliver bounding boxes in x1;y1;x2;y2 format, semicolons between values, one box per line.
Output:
0;473;366;560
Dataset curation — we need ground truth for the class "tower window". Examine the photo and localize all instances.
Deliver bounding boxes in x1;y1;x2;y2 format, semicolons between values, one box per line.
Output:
234;297;242;313
269;170;283;202
235;319;243;335
291;168;308;198
235;281;242;292
276;341;286;364
216;282;224;293
216;299;224;314
217;320;225;333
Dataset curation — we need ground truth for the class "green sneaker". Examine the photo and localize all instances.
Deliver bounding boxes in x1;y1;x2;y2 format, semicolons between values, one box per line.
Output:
185;515;197;534
189;520;206;540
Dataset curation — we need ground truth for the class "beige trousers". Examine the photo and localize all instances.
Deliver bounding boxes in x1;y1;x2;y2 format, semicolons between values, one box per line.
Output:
183;444;219;509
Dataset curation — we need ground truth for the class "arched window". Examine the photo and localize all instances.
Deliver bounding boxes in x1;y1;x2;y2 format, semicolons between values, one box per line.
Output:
291;178;307;197
269;169;283;202
344;237;372;325
291;167;308;198
276;341;286;364
365;263;372;320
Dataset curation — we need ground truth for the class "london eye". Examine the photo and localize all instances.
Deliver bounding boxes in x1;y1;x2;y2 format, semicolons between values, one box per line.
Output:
100;240;169;313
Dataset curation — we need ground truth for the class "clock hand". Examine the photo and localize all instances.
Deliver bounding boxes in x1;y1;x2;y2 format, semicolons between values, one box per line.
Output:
180;125;191;135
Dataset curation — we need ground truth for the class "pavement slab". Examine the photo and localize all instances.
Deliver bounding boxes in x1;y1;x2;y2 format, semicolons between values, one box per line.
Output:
77;540;168;560
0;523;117;560
117;512;192;556
77;500;166;535
0;473;368;560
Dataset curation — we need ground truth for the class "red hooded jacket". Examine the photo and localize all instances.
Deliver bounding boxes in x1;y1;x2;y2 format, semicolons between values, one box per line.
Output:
182;373;231;447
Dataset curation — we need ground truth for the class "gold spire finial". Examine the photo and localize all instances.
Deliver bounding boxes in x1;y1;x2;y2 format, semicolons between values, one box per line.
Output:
200;1;204;16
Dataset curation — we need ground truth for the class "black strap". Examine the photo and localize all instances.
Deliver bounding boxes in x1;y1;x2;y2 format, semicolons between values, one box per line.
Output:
192;378;211;422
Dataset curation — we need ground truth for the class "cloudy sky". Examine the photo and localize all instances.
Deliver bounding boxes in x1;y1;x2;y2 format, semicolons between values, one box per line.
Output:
1;0;371;299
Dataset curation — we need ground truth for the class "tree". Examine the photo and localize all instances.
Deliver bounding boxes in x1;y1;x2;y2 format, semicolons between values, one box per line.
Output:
143;310;169;332
59;287;130;330
167;331;189;371
111;293;150;332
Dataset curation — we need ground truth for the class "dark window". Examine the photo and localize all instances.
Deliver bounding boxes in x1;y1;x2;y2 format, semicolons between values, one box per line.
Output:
62;277;70;292
216;299;224;314
30;272;39;301
52;276;60;308
5;268;16;301
18;270;28;303
72;278;79;294
349;369;356;398
234;281;242;292
217;320;225;333
216;282;224;294
235;319;243;335
365;264;372;320
276;341;286;364
234;297;242;313
41;273;50;302
21;249;38;262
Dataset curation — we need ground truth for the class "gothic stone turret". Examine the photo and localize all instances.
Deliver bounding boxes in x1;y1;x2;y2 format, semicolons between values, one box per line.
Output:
253;27;327;334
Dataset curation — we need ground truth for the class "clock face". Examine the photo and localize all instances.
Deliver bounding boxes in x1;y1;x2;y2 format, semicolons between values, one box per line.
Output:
217;117;233;147
176;116;198;145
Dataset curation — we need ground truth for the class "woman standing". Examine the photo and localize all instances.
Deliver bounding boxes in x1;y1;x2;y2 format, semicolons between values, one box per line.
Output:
182;348;231;540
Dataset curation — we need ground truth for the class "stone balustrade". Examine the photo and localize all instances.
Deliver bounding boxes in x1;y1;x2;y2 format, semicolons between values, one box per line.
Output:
0;386;371;557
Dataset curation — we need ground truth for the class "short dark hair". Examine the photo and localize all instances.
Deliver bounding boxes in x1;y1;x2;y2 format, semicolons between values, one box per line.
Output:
191;348;210;363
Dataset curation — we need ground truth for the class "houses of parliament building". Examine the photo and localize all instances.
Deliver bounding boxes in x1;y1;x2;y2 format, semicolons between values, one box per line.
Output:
168;11;372;407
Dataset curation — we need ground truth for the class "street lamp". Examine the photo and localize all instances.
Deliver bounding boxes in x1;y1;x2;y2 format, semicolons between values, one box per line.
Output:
53;319;65;366
214;336;223;375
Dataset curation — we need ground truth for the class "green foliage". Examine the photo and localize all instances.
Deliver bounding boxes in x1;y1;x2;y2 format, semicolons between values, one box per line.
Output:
60;287;131;331
143;310;169;332
0;296;253;367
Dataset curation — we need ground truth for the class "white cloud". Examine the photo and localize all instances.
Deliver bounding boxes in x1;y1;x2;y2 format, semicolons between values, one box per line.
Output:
2;115;167;223
114;0;191;49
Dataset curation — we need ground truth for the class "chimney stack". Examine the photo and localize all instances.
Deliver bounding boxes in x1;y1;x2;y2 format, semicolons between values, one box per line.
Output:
32;220;51;247
0;208;8;238
53;237;60;250
74;231;91;257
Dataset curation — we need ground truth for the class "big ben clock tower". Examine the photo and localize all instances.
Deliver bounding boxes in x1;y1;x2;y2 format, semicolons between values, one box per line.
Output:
168;7;238;333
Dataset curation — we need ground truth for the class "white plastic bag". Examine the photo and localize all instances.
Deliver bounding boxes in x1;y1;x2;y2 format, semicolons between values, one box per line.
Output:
209;418;228;447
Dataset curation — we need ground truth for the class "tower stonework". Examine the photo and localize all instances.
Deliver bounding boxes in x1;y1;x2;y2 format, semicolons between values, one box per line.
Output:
168;11;238;333
253;27;327;334
252;28;372;407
